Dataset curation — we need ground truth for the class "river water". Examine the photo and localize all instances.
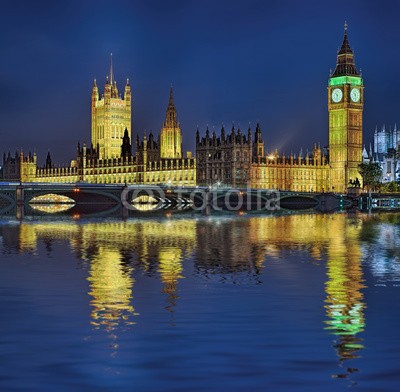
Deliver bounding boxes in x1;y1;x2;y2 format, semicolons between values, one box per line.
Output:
0;211;400;391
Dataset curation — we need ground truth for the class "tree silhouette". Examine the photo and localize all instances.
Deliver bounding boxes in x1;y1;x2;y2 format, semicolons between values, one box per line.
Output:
358;162;382;191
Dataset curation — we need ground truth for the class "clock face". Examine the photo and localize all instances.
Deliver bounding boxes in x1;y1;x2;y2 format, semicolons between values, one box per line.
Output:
350;88;361;102
332;88;343;103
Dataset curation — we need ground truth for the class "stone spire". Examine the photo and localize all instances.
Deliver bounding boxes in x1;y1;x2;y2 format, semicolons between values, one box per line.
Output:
45;151;52;169
164;84;178;128
109;53;118;98
110;53;114;85
160;85;182;158
254;123;263;142
332;22;360;77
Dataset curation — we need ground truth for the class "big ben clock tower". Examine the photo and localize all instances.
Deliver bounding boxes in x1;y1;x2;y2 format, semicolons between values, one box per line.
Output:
328;23;363;192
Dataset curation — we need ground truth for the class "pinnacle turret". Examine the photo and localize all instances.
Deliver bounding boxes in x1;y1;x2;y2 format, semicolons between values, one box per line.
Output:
168;84;175;109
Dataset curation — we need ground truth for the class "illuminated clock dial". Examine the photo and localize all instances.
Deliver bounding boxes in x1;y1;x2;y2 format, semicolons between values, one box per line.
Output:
350;88;360;102
331;88;343;103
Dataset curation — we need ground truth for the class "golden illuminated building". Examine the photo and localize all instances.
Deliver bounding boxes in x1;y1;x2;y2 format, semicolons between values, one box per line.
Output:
91;54;131;160
197;124;332;191
251;143;331;192
328;23;364;192
196;24;363;192
2;60;195;186
160;86;182;159
2;25;362;192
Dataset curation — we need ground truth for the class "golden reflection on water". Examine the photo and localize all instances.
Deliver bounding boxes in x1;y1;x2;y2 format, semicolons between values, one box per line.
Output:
29;203;75;214
87;247;136;331
248;213;366;378
158;247;184;312
11;219;196;333
7;213;374;367
79;220;195;330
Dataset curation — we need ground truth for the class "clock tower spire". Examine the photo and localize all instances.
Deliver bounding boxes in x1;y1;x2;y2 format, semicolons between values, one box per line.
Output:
328;22;363;192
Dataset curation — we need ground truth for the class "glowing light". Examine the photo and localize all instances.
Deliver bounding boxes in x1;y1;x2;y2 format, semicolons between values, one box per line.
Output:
329;76;363;86
30;204;74;213
324;215;365;363
132;203;160;211
131;195;159;204
29;194;75;204
88;247;136;332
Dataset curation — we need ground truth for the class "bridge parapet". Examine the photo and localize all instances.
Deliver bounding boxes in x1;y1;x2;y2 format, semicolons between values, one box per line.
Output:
0;183;359;216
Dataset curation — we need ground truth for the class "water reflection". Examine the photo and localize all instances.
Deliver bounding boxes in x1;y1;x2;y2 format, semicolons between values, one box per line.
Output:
158;247;184;313
360;214;400;286
87;247;136;331
29;203;75;213
324;217;365;380
3;212;400;378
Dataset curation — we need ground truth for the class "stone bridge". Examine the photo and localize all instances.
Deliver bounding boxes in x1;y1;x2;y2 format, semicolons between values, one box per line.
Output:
0;182;355;217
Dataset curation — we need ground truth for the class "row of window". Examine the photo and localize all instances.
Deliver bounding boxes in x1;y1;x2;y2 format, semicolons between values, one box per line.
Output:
253;169;326;181
96;124;128;140
37;173;195;185
197;150;251;163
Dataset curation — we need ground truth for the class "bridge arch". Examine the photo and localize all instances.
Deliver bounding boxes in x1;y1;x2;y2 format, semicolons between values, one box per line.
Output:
24;186;123;206
279;195;318;210
29;194;76;204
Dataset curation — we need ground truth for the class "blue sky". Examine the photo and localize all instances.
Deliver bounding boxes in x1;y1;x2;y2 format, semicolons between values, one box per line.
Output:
0;0;399;164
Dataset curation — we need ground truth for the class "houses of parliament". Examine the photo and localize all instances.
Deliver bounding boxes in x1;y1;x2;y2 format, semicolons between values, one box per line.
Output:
1;25;363;193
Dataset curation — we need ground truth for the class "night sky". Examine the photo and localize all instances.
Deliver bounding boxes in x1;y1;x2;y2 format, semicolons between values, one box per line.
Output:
0;0;399;165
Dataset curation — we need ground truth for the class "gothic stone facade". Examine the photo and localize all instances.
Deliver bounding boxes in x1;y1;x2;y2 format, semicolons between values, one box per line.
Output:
196;124;330;192
2;26;362;192
33;85;195;186
2;64;195;186
196;26;363;193
91;57;132;160
196;126;253;188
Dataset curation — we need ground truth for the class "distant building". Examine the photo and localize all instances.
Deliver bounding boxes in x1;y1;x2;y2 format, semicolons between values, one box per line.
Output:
363;125;399;183
373;124;399;154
